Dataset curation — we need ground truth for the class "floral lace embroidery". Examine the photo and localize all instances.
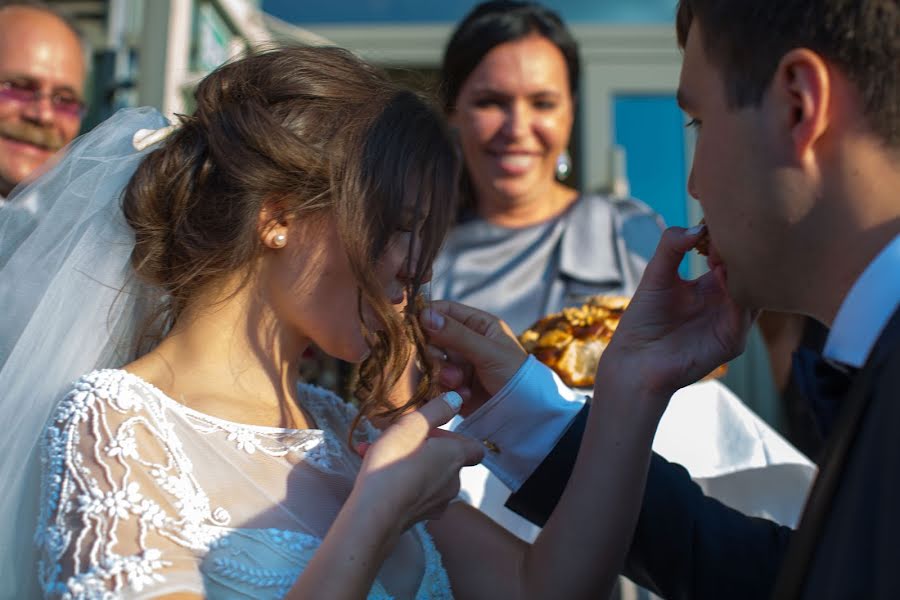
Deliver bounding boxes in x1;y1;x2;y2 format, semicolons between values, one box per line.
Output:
206;529;320;598
415;525;454;598
37;369;231;597
35;370;453;599
159;380;374;475
204;526;451;600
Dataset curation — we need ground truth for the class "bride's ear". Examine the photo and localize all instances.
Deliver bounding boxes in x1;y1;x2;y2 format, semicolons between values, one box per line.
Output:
258;203;290;249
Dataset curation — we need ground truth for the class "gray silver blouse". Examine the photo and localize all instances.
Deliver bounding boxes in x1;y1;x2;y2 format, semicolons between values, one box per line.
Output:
431;194;665;334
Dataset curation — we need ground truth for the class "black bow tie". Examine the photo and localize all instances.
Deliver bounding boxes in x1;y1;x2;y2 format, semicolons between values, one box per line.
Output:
791;346;859;438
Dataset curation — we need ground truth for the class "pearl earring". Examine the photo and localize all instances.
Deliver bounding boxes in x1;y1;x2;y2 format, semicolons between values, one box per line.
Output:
555;149;572;181
272;233;287;248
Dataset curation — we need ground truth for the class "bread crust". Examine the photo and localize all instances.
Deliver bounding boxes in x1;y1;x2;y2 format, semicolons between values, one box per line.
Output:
519;295;727;388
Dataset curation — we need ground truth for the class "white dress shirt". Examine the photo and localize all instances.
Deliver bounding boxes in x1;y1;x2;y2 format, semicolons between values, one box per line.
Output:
824;234;900;368
454;356;816;534
452;355;585;490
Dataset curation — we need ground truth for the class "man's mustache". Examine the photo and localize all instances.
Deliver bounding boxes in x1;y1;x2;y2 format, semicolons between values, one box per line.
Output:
0;120;65;152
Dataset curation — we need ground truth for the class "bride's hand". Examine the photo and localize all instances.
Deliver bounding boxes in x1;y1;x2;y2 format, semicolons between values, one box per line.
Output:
598;225;754;401
353;392;485;534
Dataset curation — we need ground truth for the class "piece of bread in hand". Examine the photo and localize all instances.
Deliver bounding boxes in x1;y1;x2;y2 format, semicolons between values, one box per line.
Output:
519;295;727;388
694;218;711;256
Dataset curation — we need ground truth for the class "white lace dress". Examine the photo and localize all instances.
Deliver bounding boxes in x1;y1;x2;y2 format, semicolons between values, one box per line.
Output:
36;369;454;599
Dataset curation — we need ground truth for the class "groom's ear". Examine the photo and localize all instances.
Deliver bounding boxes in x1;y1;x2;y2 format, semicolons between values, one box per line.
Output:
768;48;832;167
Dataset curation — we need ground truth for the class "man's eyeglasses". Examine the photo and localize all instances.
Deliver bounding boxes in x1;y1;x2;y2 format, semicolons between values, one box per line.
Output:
0;80;86;118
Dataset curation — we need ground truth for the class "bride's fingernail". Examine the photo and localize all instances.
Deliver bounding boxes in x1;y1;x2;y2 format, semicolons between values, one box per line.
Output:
686;224;706;236
442;391;463;413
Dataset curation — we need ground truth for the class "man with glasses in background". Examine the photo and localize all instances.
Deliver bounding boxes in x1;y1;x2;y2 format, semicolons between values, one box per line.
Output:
0;1;85;201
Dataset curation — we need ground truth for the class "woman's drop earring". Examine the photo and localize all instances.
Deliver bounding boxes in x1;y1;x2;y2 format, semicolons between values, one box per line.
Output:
555;149;571;181
272;233;287;248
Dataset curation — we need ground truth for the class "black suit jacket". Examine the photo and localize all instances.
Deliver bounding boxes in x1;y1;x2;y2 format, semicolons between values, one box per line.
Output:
507;308;900;599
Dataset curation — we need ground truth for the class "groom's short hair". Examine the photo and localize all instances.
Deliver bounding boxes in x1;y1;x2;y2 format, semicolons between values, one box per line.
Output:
676;0;900;147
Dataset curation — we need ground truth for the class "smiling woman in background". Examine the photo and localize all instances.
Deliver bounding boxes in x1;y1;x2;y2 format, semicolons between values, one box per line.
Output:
431;0;664;336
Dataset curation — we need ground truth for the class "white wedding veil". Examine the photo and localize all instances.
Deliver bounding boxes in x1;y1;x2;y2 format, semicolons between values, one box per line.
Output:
0;107;170;598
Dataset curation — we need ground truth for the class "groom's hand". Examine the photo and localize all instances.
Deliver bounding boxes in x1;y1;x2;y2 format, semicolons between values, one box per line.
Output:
419;301;527;416
599;225;754;399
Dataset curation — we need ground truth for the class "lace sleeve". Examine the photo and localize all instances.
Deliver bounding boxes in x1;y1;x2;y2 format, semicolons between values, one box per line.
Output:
36;370;227;598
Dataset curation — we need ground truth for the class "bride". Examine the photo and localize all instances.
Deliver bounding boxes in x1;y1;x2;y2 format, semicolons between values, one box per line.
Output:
0;45;732;599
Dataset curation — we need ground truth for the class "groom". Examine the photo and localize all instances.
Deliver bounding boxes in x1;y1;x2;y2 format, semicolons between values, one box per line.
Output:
425;0;900;597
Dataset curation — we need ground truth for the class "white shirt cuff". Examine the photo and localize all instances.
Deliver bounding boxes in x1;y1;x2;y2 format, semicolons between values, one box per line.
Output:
451;355;586;491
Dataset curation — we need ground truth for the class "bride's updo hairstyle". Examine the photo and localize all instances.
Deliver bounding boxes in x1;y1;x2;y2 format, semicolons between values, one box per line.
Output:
121;46;459;427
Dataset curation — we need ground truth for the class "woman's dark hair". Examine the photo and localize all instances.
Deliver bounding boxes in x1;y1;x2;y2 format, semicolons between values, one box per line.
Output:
440;0;580;113
122;45;459;431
